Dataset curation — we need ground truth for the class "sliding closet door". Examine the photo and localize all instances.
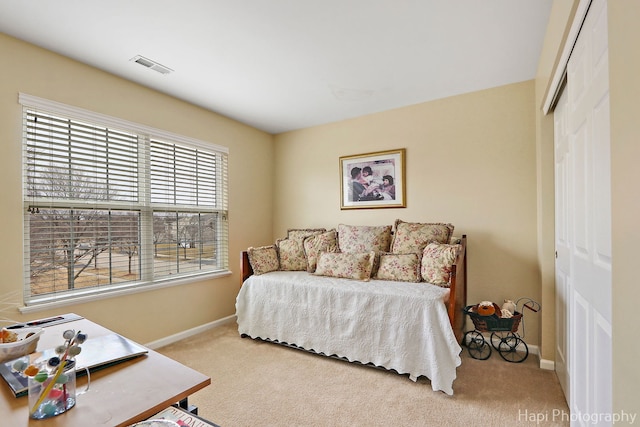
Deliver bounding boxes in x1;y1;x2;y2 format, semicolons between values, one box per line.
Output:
555;0;612;424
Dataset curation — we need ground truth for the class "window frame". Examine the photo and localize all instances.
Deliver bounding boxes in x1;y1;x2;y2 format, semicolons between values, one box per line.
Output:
19;93;229;311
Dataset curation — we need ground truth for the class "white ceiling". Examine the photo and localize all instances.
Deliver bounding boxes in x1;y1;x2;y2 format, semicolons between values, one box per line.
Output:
0;0;552;134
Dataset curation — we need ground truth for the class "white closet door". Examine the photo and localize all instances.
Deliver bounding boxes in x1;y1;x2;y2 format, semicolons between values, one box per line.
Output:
555;0;612;424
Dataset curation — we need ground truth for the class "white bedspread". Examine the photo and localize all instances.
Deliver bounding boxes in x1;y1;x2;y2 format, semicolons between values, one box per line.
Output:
235;271;462;395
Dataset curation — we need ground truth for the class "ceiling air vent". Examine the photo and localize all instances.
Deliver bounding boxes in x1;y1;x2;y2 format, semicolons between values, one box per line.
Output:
130;55;173;75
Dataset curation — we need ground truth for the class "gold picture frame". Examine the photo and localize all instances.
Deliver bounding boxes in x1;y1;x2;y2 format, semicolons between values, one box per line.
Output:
340;148;406;209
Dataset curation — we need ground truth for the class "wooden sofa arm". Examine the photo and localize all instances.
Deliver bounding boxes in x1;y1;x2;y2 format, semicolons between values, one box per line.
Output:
241;251;253;285
447;234;467;344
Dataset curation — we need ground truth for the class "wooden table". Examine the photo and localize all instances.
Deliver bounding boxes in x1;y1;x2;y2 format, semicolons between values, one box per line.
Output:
1;315;211;426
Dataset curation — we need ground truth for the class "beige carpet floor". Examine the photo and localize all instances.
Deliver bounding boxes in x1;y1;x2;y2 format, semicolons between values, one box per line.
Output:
157;322;569;427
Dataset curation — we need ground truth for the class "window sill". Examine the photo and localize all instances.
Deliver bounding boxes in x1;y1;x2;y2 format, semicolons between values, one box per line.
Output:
19;270;232;314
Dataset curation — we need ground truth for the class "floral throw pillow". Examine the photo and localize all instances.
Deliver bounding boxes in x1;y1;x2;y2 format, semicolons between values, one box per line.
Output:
287;228;326;240
277;238;308;271
391;219;454;254
421;242;461;286
374;253;421;282
303;230;338;272
247;245;279;275
314;251;375;281
337;224;392;253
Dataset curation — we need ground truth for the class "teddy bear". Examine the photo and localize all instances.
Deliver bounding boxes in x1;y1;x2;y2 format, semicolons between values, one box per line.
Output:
476;300;497;316
501;299;516;318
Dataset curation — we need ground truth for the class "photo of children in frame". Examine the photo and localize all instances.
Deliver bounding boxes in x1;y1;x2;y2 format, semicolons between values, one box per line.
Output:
340;149;405;209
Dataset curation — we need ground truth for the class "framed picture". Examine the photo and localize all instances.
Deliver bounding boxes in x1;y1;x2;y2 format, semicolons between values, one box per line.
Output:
340;148;406;209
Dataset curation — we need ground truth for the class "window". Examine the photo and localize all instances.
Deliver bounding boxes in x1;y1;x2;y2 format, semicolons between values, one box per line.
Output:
20;94;229;307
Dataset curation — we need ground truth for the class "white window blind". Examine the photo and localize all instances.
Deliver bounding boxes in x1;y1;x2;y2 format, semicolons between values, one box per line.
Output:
20;94;229;307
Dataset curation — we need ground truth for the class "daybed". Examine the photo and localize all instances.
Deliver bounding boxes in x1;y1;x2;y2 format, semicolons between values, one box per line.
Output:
236;221;467;395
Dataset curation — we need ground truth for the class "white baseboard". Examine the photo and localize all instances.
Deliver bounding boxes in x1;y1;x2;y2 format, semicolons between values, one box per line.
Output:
148;319;557;372
526;342;556;370
144;314;236;350
527;345;557;369
539;358;555;370
463;332;552;368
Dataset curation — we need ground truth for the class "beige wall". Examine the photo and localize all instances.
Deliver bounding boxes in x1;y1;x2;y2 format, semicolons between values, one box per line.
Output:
535;0;640;417
274;81;541;345
0;33;275;343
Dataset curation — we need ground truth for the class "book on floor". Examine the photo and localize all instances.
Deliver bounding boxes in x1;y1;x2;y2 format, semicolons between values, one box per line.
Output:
0;332;149;397
140;405;220;427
